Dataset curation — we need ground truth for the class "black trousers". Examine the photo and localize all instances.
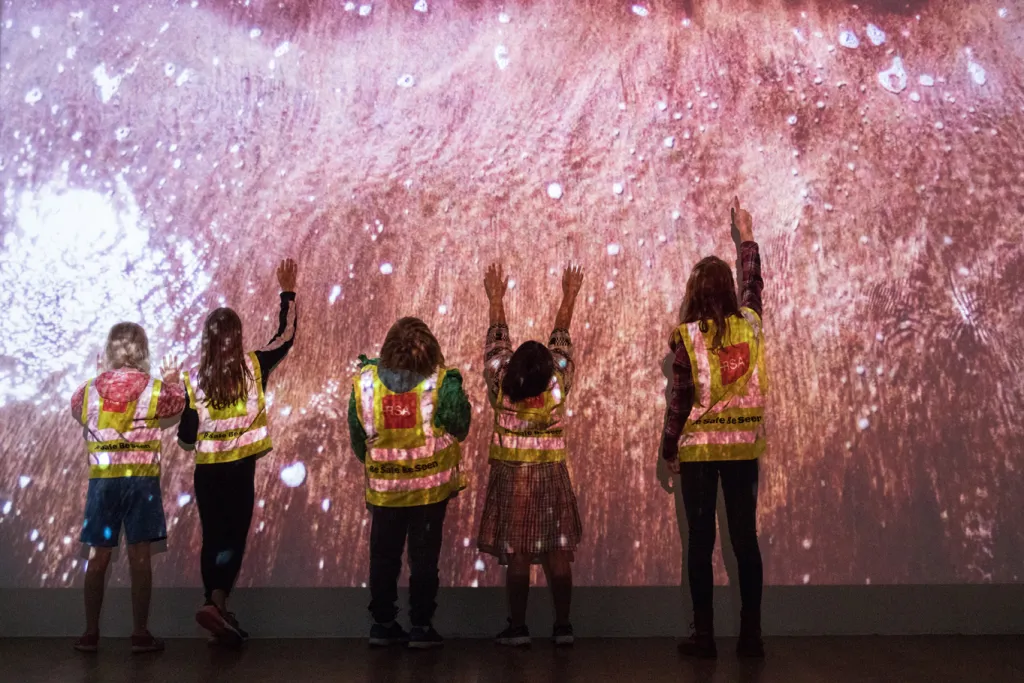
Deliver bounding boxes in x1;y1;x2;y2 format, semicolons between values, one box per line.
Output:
194;456;257;602
680;459;763;613
368;499;449;627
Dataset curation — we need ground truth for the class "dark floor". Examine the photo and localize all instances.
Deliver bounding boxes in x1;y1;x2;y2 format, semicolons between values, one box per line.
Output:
2;637;1022;683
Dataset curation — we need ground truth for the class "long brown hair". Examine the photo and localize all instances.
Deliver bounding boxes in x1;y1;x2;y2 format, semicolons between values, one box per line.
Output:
681;256;740;351
198;308;254;409
380;317;444;377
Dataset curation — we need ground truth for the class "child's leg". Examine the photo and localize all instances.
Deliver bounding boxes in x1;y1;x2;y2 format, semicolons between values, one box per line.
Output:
506;554;532;628
79;478;121;637
126;543;153;636
83;547;113;636
406;499;448;627
368;505;410;625
541;550;573;626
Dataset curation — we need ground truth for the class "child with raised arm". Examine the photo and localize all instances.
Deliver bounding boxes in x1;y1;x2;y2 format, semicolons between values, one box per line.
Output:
178;259;297;646
662;197;767;659
70;323;185;654
478;264;585;647
348;317;471;649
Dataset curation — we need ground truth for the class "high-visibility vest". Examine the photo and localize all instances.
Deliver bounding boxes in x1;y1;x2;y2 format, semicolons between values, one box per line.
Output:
675;307;768;462
184;352;272;465
489;373;568;464
82;376;165;479
354;364;464;507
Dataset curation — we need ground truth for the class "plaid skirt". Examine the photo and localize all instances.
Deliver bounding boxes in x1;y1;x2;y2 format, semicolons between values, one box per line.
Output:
477;460;583;565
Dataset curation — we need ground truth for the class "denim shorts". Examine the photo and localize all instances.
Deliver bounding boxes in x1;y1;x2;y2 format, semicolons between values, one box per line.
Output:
80;476;168;547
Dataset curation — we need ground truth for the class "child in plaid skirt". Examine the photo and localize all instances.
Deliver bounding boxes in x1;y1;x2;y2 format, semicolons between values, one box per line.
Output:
478;263;585;647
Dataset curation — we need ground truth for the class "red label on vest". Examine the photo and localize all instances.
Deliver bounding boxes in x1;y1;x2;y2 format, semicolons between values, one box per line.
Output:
522;394;546;409
717;343;750;385
382;393;417;429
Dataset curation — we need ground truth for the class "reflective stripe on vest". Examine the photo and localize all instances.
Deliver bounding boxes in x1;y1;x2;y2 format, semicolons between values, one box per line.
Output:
489;373;568;463
83;376;164;479
354;365;464;507
678;308;768;462
185;352;272;465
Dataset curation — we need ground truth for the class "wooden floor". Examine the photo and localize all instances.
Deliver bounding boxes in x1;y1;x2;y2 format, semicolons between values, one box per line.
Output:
2;637;1022;683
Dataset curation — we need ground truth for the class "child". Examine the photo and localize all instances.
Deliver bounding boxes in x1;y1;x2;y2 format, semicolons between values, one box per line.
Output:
70;322;184;653
478;263;585;647
178;258;297;646
662;197;767;659
348;317;471;649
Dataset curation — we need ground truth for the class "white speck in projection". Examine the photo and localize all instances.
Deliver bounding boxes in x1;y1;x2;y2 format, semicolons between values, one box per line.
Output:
857;417;870;431
547;183;563;200
379;262;393;275
164;63;176;77
177;493;192;507
967;60;987;86
632;5;650;17
19;476;31;489
663;136;675;148
494;45;510;70
414;0;428;12
866;24;886;46
507;279;516;290
318;559;325;570
803;538;813;549
344;2;356;10
656;100;668;112
438;304;448;315
934;121;945;130
474;559;486;571
839;29;859;49
919;74;935;87
92;64;122;103
280;462;307;487
30;529;39;542
463;537;471;547
612;182;624;195
31;26;41;39
672;210;681;220
115;126;131;142
321;499;331;512
274;41;291;58
998;8;1008;18
498;12;511;23
2;501;11;514
329;285;342;304
249;28;262;39
607;243;621;256
910;92;921;102
359;4;373;17
396;74;415;88
24;87;42;105
787;114;798;126
816;100;825;109
803;574;811;584
878;56;908;94
63;536;72;545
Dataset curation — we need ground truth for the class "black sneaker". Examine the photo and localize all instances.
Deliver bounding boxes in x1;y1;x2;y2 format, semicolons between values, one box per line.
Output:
495;622;531;647
369;621;409;647
553;623;575;647
225;612;250;641
408;625;444;649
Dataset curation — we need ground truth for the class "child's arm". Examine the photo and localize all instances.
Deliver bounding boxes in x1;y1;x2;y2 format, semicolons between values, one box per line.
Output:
347;388;368;463
435;370;471;441
253;259;298;387
483;264;513;400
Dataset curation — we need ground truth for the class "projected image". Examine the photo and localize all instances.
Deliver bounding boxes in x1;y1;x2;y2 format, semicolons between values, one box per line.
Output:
1;1;1022;588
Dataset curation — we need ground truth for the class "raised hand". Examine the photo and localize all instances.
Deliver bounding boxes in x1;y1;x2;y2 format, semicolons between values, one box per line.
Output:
731;196;754;243
159;354;182;384
561;264;585;300
485;263;509;302
277;258;298;292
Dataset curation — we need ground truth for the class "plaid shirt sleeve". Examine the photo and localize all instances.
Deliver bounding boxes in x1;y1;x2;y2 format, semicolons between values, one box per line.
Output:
740;241;763;318
548;328;575;394
661;343;695;461
70;381;87;425
155;380;186;420
484;323;514;400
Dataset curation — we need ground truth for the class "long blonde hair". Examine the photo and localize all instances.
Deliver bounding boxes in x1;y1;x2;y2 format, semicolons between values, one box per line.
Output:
104;322;151;374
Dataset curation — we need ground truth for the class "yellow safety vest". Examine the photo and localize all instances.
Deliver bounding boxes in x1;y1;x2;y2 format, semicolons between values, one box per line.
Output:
82;376;164;478
184;352;272;465
489;373;568;464
675;308;768;462
354;364;464;507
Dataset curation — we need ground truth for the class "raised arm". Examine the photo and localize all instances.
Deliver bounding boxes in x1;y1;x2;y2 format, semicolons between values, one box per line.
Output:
549;264;583;392
732;196;763;319
253;258;298;385
483;263;513;398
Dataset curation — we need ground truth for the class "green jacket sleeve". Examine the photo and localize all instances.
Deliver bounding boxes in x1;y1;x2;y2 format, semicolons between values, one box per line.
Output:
435;369;472;441
348;387;368;463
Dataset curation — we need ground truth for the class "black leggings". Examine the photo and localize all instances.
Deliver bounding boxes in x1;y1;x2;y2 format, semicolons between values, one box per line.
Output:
680;459;763;613
194;457;257;602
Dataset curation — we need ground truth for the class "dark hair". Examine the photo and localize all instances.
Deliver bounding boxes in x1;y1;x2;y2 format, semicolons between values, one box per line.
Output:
681;256;740;351
199;307;254;410
380;317;444;377
502;341;554;403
